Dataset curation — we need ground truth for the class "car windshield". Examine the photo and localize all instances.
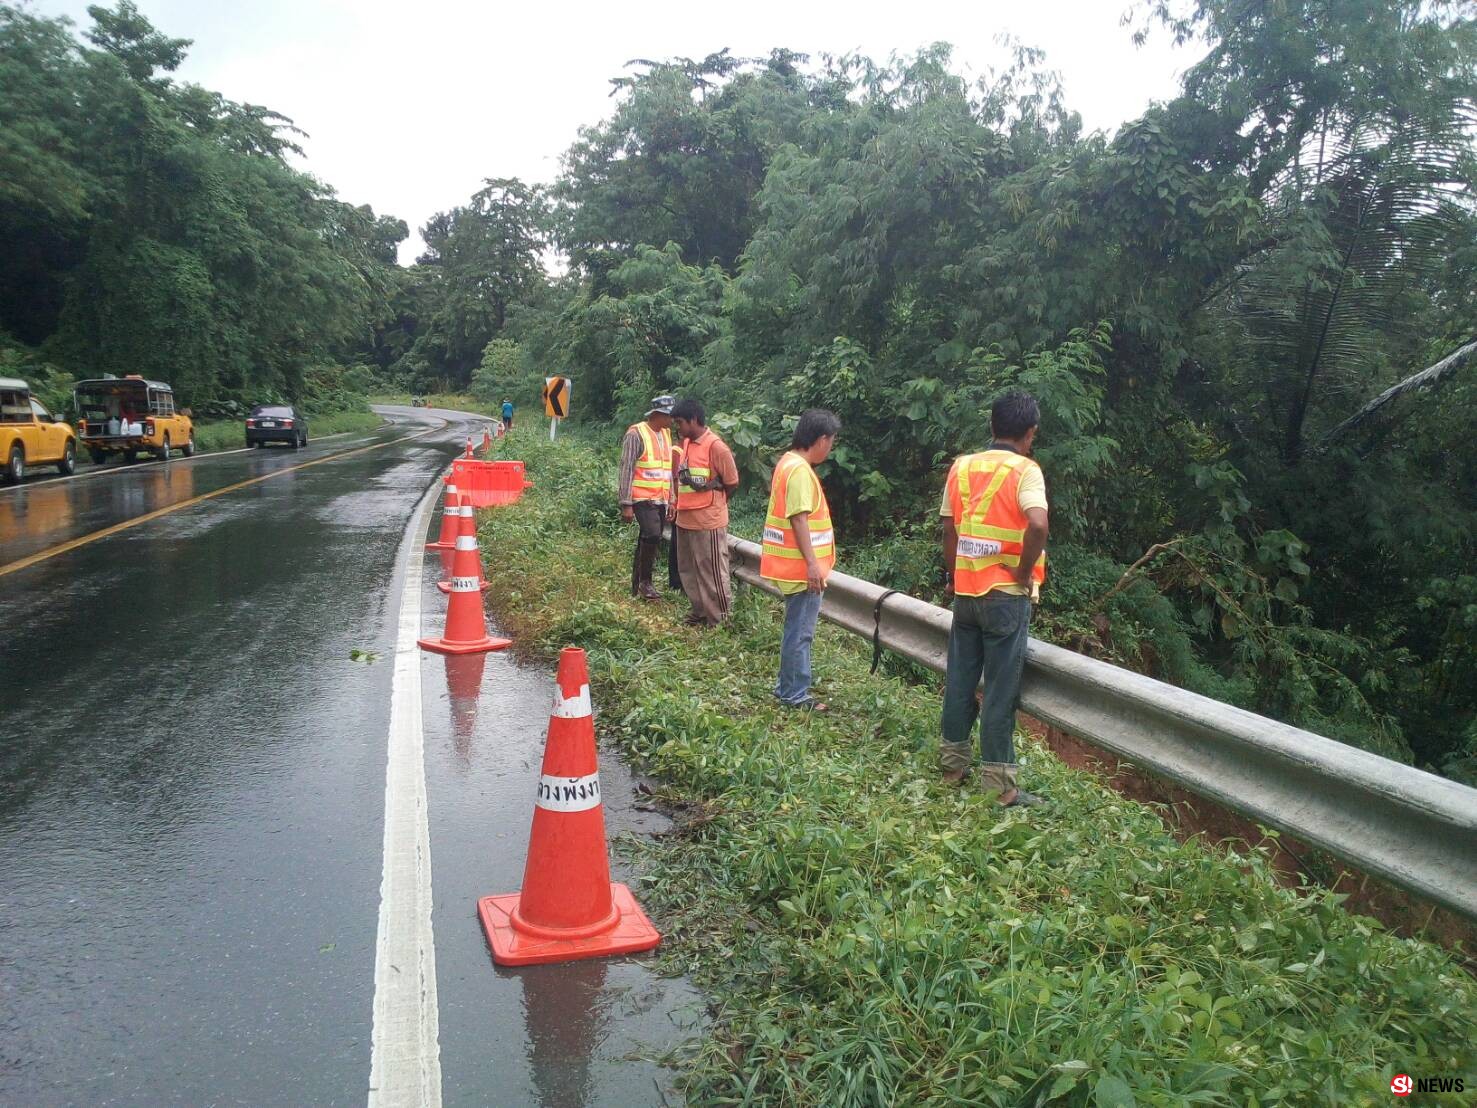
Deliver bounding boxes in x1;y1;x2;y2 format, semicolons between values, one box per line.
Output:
252;406;293;418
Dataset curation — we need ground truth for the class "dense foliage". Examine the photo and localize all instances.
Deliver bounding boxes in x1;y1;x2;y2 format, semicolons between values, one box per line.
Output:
4;1;1473;774
476;427;1477;1106
412;2;1477;779
0;2;405;409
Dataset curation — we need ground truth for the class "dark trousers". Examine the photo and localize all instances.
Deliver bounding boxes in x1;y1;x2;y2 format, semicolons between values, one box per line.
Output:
939;592;1032;790
631;502;665;593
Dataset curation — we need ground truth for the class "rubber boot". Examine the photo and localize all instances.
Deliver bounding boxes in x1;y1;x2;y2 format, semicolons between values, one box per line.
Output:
635;541;660;600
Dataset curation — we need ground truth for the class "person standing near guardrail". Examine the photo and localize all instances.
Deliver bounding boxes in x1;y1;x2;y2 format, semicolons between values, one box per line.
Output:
501;398;514;430
939;390;1049;804
618;395;676;601
672;399;740;627
761;409;842;711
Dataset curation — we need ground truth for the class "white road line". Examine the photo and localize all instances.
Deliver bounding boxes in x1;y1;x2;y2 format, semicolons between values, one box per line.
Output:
369;480;443;1108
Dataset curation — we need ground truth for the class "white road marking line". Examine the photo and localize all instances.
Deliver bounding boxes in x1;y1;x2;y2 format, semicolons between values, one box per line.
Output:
369;480;443;1108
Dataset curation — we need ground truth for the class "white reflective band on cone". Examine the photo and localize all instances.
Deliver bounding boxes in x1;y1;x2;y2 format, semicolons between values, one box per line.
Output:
552;683;592;719
455;536;477;550
451;576;480;591
459;505;474;516
535;772;601;812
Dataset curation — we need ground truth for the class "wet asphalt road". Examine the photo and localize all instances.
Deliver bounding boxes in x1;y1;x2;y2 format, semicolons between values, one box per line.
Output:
0;407;700;1106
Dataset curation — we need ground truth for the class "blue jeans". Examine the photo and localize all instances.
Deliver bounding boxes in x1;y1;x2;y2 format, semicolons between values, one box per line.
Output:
774;590;824;705
939;593;1032;789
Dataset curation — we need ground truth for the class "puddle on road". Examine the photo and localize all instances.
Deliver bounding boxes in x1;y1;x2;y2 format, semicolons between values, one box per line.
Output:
420;574;706;1107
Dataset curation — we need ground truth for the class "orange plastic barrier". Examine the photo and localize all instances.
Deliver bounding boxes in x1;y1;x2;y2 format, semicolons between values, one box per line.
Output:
449;459;533;508
479;647;661;966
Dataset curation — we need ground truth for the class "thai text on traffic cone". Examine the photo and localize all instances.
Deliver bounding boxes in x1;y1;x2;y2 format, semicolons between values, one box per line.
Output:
438;496;489;594
425;475;460;550
478;647;661;966
417;494;511;655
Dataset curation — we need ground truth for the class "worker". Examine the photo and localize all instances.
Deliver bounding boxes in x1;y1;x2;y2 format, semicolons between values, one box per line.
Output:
671;399;740;627
938;389;1049;805
501;398;514;430
617;396;676;600
760;409;841;710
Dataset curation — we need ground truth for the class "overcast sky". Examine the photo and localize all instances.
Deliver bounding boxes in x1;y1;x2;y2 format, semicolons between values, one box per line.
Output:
37;0;1197;264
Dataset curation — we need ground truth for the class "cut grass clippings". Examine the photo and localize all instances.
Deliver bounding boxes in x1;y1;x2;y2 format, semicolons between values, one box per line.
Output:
476;428;1476;1106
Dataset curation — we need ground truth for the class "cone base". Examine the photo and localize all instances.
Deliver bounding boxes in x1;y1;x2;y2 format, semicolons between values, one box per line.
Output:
436;579;491;594
417;634;512;655
425;539;453;550
479;883;660;966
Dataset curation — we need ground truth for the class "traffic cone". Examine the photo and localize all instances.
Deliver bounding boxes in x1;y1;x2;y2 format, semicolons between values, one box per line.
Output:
417;494;511;655
425;476;460;550
464;436;474;457
479;647;661;966
481;428;493;456
438;498;489;594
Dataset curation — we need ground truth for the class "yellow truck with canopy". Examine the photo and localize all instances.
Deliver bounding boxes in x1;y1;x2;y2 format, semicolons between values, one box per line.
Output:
73;375;194;464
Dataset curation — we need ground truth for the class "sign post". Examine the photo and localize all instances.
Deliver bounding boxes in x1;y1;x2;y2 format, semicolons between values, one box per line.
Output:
542;376;572;441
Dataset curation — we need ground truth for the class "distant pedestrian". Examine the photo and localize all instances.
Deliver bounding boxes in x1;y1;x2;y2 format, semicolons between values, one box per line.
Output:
760;409;840;710
938;389;1049;804
672;399;740;627
501;398;514;429
617;396;676;600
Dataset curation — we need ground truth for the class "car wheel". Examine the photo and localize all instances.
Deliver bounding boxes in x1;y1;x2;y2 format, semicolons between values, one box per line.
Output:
182;433;195;457
159;435;171;461
58;440;76;476
5;444;23;484
293;432;304;449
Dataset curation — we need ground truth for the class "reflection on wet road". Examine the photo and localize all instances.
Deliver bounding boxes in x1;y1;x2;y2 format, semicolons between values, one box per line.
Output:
0;406;699;1106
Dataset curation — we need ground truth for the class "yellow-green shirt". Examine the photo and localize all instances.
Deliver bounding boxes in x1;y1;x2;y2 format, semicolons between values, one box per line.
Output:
774;454;824;595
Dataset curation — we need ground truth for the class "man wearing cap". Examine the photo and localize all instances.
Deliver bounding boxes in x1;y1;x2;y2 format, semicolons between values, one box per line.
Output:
618;396;677;600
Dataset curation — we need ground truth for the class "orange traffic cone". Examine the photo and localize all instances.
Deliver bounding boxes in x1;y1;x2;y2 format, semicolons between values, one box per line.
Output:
417;495;511;655
438;497;489;594
481;428;493;456
426;476;460;550
479;648;661;966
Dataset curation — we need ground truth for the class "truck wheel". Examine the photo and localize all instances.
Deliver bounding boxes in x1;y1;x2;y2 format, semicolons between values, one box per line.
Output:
182;432;195;457
159;435;171;461
5;444;22;484
58;440;76;476
89;448;107;465
124;448;137;464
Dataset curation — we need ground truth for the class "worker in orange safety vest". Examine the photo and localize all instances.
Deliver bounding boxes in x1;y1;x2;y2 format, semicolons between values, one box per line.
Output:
617;395;676;600
938;389;1049;805
761;408;841;710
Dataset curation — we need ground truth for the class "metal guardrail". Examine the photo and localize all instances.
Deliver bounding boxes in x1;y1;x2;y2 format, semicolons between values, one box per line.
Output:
726;536;1477;921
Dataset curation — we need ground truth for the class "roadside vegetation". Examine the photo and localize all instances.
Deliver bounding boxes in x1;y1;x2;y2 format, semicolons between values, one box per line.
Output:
5;1;1472;780
476;428;1475;1106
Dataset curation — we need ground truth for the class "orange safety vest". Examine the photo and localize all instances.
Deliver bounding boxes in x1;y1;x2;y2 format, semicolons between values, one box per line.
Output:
627;422;673;501
950;450;1047;597
676;430;722;511
760;451;835;582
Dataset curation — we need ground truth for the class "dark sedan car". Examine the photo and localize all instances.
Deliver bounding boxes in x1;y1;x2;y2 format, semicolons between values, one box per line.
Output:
245;405;308;448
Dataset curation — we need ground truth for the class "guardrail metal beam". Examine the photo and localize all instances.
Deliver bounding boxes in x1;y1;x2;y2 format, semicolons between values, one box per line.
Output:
727;536;1477;921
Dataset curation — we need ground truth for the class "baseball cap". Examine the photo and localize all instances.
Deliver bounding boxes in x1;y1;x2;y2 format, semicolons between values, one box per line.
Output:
647;395;675;416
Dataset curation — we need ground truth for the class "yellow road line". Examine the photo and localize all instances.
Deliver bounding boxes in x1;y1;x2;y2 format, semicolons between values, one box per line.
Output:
0;425;443;580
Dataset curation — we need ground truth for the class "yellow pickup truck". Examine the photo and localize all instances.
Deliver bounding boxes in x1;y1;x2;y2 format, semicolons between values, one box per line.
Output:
1;376;78;482
74;375;194;464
